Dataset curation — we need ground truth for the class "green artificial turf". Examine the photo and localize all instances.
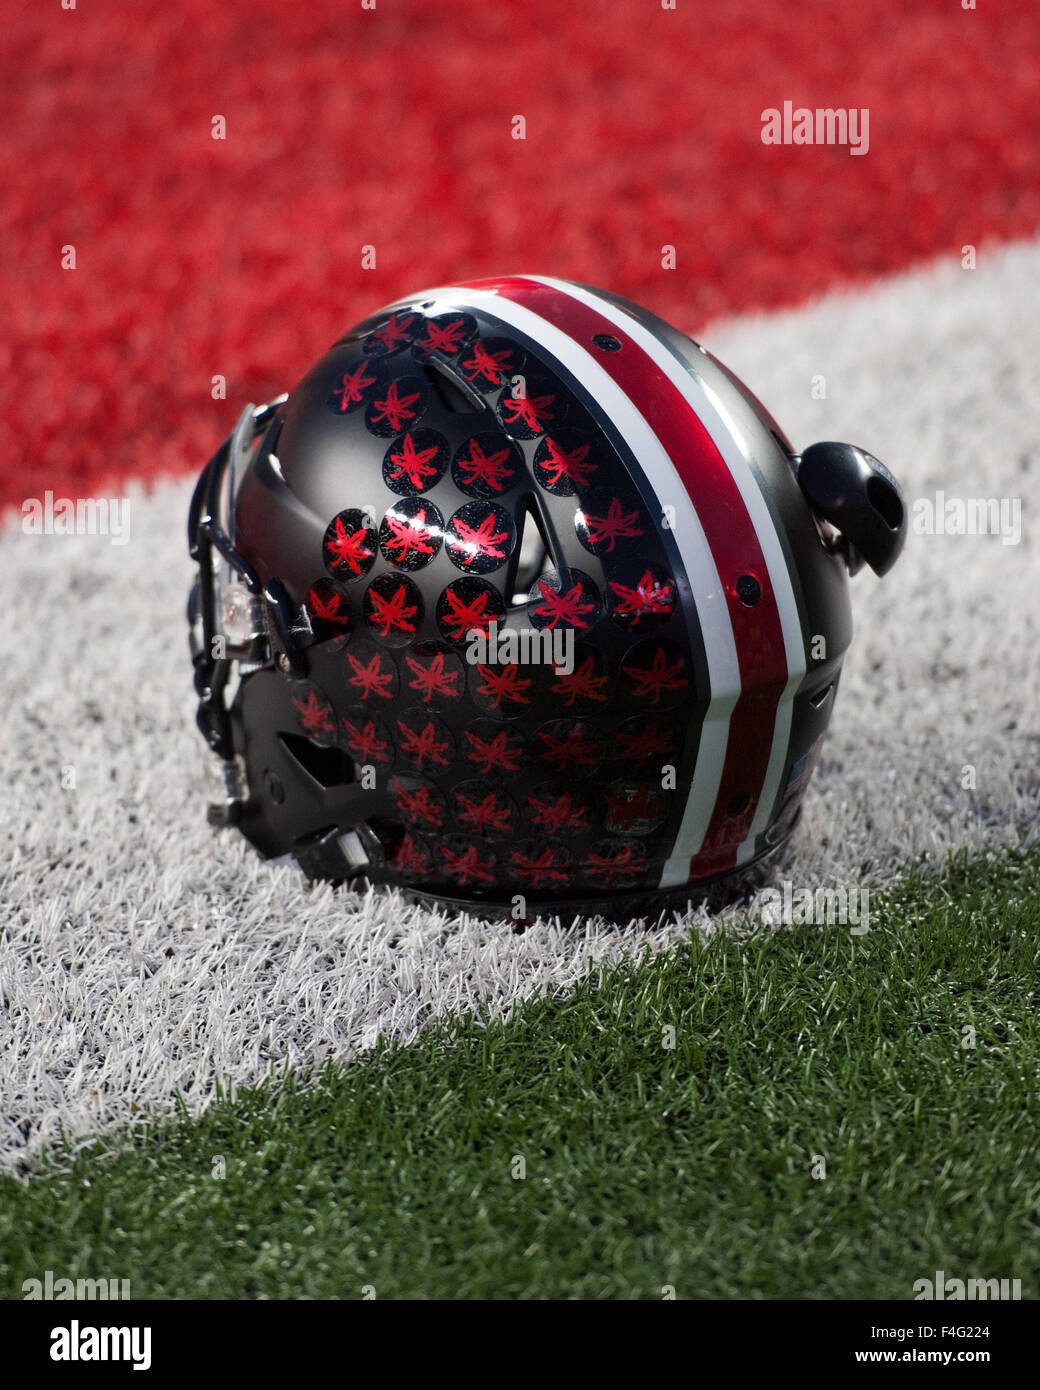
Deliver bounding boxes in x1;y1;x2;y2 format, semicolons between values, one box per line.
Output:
2;846;1038;1300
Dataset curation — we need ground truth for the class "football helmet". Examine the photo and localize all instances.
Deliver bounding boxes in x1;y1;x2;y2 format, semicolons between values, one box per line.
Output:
188;277;906;917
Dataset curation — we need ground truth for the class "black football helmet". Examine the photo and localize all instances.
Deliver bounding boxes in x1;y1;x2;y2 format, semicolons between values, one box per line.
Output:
188;277;906;918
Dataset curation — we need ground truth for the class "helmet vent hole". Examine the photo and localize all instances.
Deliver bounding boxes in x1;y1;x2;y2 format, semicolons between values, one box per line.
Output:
809;683;833;710
866;474;904;530
510;497;554;604
422;359;485;414
727;791;750;817
592;333;622;352
278;734;356;789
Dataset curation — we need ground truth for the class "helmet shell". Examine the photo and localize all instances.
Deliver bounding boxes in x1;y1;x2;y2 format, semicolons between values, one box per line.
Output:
223;278;855;910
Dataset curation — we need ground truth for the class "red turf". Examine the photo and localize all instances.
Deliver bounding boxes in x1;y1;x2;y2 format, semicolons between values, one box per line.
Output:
2;0;1037;506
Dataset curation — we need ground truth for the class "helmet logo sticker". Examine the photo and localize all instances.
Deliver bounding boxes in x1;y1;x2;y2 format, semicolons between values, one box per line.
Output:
527;567;601;631
436;576;506;643
444;501;515;573
390;774;446;828
290;683;338;746
404;643;464;705
343;641;399;702
382;429;449;493
536;718;601;773
379;498;444;570
451;432;522;498
464;720;526;775
363;573;423;641
550;648;609;708
322;509;378;581
495;375;563;437
533;431;599;495
452;781;515;837
584;839;648;887
575;489;647;555
614;716;679;762
437;839;495;887
460;336;523;389
327;359;384;414
395;709;454;770
366;376;428;436
606;564;677;630
306;579;352;642
415;313;477;359
392;832;430;879
363;312;420;355
339;713;393;766
621;640;691;708
473;661;534;713
509;843;572;888
526;786;590;835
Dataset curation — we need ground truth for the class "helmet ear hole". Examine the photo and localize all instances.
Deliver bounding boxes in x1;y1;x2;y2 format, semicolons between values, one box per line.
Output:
510;496;555;603
277;734;357;790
